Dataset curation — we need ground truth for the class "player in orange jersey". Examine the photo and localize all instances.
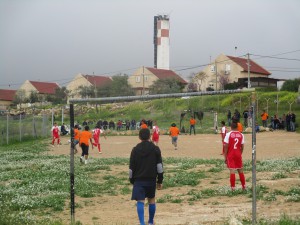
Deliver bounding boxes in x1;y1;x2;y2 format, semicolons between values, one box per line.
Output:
169;123;180;150
79;125;93;164
189;116;196;135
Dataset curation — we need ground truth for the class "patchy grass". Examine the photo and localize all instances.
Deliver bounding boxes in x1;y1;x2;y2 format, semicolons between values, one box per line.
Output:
0;141;299;224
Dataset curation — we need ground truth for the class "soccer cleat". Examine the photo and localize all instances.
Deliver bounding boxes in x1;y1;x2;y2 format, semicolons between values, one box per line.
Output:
99;151;102;154
80;157;83;163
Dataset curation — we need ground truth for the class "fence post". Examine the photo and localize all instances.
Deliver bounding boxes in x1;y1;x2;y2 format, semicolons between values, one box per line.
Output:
69;104;75;224
251;92;257;224
6;114;9;145
19;114;22;142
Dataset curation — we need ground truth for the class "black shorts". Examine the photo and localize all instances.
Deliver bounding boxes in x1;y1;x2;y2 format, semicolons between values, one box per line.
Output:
81;143;89;155
131;180;156;201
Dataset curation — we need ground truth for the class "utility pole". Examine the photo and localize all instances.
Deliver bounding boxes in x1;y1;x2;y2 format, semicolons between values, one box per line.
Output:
215;60;218;91
142;66;145;95
247;53;251;88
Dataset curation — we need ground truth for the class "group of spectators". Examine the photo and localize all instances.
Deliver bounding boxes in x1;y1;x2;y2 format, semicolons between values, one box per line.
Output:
79;119;154;131
227;108;297;132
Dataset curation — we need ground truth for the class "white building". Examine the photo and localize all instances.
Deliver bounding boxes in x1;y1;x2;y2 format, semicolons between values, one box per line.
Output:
154;15;170;70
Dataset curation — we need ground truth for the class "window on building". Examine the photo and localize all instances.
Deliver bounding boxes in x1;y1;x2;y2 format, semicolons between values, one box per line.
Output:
136;76;141;83
225;64;231;71
210;65;215;72
224;64;231;75
144;75;148;82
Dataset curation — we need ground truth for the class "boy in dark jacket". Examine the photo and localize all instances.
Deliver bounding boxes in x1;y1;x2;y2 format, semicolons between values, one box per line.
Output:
129;128;164;225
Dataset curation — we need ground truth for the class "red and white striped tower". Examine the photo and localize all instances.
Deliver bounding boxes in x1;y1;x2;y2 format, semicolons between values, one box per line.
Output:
154;15;170;70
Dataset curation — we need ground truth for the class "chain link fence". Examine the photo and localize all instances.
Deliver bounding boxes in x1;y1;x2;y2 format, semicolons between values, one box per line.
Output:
0;114;50;145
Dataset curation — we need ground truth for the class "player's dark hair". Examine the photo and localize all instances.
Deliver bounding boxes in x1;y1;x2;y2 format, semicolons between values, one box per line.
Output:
221;121;225;126
139;128;150;141
74;125;78;129
85;125;89;131
231;122;238;129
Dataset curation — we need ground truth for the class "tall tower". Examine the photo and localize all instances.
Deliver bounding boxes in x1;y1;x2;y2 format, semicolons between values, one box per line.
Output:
153;15;170;70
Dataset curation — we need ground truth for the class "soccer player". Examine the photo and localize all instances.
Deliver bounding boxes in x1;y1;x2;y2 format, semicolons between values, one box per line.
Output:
92;125;106;154
189;116;196;135
151;121;160;146
73;125;80;153
223;122;246;190
51;122;60;147
220;121;227;155
140;120;148;129
79;126;93;164
129;128;164;225
169;123;180;150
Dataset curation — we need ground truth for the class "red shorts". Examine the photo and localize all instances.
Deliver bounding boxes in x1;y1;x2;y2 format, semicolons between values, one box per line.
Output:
227;153;243;169
152;133;159;142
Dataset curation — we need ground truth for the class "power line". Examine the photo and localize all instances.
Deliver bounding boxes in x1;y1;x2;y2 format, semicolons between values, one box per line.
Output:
251;54;300;61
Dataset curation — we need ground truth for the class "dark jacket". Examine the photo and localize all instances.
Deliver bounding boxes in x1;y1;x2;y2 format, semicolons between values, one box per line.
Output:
129;141;163;184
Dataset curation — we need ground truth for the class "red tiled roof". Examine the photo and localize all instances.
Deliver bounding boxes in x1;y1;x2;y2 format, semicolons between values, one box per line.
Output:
29;81;60;94
0;89;16;101
146;67;188;84
84;75;112;87
227;56;271;76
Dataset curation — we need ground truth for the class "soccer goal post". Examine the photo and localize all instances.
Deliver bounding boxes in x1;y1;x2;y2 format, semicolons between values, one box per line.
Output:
68;90;257;224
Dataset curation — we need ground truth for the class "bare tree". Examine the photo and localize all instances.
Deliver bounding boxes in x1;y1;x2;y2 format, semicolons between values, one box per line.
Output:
192;71;208;91
218;71;230;90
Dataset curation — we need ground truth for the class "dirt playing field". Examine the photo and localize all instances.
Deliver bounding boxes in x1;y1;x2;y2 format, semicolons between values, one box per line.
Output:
49;131;300;225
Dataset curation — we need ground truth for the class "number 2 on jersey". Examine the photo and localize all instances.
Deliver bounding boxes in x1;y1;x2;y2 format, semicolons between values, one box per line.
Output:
234;138;239;149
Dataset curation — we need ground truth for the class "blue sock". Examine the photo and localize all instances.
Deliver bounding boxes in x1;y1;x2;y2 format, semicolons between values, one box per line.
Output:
137;201;145;225
148;203;156;224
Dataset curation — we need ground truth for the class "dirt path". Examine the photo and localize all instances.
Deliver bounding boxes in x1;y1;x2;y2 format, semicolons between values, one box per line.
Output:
48;131;300;225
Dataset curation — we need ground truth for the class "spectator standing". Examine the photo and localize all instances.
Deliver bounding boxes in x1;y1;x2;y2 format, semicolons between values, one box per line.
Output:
189;116;196;135
227;109;232;126
261;110;269;127
233;109;241;122
281;114;286;130
290;112;296;132
131;119;136;130
242;109;249;127
129;128;163;225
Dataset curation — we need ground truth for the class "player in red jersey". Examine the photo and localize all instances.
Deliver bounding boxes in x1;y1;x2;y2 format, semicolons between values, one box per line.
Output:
92;125;106;153
223;122;246;190
220;121;227;155
51;122;60;147
151;121;160;146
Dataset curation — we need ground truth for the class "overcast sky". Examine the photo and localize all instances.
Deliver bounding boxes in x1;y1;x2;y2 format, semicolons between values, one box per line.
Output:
1;0;300;90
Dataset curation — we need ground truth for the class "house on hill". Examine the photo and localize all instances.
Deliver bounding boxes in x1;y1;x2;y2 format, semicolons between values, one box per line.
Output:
0;89;16;110
18;80;60;100
200;54;278;91
67;73;112;98
128;67;188;95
